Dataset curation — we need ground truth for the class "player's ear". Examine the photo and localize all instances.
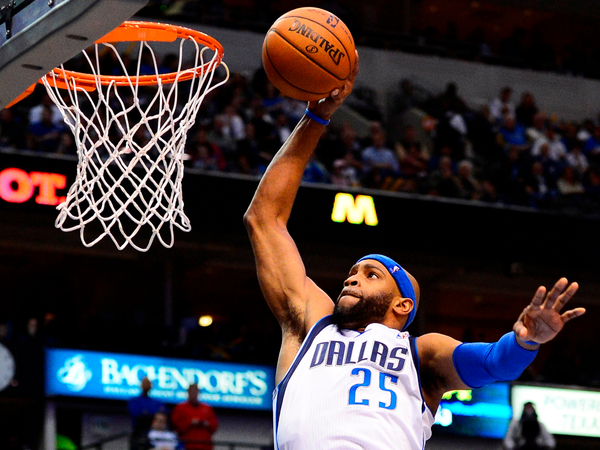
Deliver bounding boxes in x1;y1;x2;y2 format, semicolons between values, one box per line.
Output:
392;297;414;316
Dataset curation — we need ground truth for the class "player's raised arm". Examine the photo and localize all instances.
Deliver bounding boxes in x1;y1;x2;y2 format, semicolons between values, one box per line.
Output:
417;278;585;412
244;54;359;348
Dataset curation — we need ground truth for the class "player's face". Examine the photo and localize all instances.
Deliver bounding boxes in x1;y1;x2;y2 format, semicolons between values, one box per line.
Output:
332;261;396;329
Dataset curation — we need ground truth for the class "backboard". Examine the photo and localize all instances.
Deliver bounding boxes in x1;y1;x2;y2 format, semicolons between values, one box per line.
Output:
0;0;148;109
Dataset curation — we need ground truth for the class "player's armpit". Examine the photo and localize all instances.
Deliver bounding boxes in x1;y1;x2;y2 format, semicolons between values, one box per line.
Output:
416;333;470;412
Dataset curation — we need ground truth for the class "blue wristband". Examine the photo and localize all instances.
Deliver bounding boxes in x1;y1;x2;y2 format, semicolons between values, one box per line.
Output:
522;340;539;345
304;108;330;126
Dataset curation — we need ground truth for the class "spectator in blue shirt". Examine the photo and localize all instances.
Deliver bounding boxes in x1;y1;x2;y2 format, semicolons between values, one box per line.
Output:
129;377;168;450
498;115;529;153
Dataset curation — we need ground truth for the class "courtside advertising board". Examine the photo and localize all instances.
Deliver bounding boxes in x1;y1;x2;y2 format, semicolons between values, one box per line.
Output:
45;348;275;410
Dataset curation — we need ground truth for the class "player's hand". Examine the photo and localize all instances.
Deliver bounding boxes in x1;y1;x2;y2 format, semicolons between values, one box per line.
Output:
513;278;585;346
307;50;359;121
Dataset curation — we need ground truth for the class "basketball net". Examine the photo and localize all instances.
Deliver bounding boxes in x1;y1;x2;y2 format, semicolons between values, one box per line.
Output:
42;22;229;251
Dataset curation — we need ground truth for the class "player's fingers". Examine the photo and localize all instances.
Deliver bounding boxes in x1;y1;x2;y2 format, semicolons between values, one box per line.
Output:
350;50;359;79
530;286;546;308
543;278;568;309
552;282;579;312
335;52;359;99
561;307;586;323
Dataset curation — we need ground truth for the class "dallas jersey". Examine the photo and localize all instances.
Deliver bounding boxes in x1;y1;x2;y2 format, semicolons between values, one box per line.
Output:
274;315;435;450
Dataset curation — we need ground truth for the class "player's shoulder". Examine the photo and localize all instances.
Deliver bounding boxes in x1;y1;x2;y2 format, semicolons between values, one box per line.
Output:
415;332;462;360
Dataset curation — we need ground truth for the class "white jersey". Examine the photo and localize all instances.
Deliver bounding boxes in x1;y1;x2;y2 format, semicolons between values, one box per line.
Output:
274;316;435;450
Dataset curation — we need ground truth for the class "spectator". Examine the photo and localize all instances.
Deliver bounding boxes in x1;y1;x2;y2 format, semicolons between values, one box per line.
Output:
390;79;420;116
577;119;594;142
302;155;330;184
273;112;292;147
13;317;44;395
456;160;482;200
515;92;539;128
469;105;502;161
221;104;246;141
187;128;227;171
361;129;401;189
533;143;563;182
489;87;515;124
128;377;168;449
320;122;362;173
27;106;63;152
236;122;263;175
171;383;218;450
261;81;284;116
526;113;547;143
531;127;566;162
478;179;502;204
207;115;237;169
427;155;462;198
249;102;278;155
147;412;182;450
397;137;429;180
330;159;360;187
559;121;580;152
503;402;556;450
395;125;429;162
497;115;529;153
28;93;63;126
557;166;585;197
437;82;468;115
565;142;589;176
523;161;557;208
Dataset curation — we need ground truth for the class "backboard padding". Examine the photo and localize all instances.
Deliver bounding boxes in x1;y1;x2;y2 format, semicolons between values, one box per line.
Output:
0;0;148;109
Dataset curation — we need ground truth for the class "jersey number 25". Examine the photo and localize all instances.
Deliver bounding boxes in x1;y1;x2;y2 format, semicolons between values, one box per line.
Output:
348;367;398;410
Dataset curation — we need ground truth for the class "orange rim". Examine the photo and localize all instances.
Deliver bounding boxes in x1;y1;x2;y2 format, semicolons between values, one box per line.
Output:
44;21;225;91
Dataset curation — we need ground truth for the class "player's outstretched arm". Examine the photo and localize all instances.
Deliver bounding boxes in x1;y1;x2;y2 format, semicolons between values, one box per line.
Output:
417;278;585;412
244;54;359;368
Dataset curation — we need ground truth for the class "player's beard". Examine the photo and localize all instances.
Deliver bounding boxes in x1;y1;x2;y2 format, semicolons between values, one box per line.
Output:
332;291;394;329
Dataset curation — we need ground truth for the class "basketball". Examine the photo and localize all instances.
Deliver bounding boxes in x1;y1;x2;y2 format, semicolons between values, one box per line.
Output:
262;7;356;101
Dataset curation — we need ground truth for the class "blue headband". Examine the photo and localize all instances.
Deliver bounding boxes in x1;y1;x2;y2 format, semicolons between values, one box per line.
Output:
357;254;417;331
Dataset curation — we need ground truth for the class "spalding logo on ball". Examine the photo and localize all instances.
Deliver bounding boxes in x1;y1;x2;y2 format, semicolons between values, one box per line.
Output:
262;7;356;101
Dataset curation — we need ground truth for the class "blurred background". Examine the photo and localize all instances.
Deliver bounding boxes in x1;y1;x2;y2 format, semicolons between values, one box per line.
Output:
1;0;600;449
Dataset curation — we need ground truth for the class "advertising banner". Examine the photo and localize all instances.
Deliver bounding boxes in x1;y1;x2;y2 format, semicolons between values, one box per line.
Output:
512;384;600;438
45;348;275;411
434;382;511;439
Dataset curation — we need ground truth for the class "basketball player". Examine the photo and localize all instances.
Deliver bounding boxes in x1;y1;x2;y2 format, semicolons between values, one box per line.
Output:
244;54;586;449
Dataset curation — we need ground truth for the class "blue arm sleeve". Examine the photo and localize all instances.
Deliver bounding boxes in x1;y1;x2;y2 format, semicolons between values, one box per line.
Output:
452;332;538;388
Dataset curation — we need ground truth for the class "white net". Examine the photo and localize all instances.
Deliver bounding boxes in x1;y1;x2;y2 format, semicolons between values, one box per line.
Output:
43;27;229;251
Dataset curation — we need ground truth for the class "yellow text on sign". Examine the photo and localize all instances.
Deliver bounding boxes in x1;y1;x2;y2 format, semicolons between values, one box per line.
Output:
442;389;473;402
331;193;378;226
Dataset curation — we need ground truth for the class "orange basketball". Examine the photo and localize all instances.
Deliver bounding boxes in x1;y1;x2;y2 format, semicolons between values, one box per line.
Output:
262;7;356;101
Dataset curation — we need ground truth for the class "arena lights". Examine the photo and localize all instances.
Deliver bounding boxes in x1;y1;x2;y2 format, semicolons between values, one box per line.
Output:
199;315;213;327
0;167;66;205
331;193;378;226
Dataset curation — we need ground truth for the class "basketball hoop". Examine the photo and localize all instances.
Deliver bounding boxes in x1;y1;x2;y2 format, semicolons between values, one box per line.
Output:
42;21;229;251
